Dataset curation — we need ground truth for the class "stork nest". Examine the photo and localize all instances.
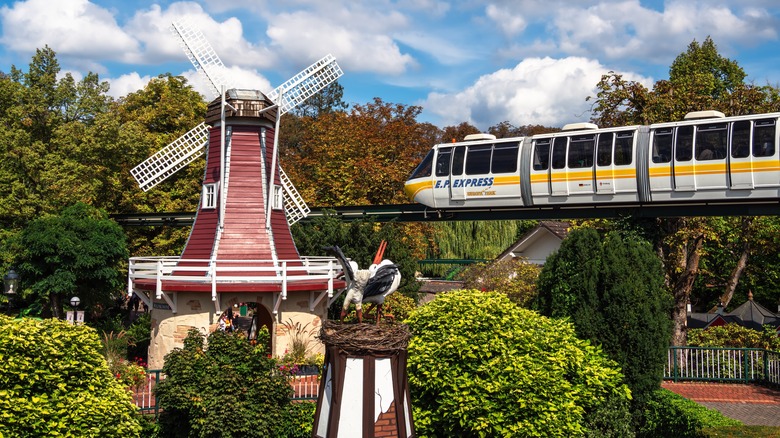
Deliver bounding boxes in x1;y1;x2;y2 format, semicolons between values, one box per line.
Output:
318;320;410;355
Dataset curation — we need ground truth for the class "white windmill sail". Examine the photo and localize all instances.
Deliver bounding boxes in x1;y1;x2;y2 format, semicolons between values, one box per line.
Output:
171;19;233;99
267;54;343;116
131;122;210;192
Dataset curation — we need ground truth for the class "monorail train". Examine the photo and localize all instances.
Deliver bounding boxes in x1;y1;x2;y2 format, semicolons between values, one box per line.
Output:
404;110;780;209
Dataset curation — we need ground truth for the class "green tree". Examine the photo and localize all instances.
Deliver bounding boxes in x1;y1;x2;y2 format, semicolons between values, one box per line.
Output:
12;202;128;318
0;315;141;437
535;228;672;401
155;329;295;438
407;289;630;437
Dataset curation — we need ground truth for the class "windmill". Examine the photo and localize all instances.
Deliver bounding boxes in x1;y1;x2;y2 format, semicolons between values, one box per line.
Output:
131;19;342;227
127;19;344;314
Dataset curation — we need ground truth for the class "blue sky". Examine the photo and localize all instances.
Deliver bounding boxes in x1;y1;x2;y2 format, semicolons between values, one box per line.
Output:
1;0;779;130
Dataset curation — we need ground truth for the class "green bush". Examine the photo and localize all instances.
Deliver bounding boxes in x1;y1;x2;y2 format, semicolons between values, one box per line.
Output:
276;401;317;438
155;328;295;438
637;389;741;438
0;315;141;437
689;324;780;350
406;289;631;438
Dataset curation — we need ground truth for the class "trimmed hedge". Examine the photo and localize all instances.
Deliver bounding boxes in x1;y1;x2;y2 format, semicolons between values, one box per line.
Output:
0;315;141;437
638;389;741;438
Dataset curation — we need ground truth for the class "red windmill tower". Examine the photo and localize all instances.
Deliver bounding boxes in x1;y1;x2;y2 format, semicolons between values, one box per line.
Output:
127;20;344;368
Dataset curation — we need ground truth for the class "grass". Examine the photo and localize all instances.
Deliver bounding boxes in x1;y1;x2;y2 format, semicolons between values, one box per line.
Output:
703;426;780;437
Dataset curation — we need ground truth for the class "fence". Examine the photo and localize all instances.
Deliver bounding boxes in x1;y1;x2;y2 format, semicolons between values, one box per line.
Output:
132;368;320;413
665;346;780;386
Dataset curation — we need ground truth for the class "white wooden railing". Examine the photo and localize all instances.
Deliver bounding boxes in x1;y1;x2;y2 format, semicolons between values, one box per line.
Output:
665;346;780;385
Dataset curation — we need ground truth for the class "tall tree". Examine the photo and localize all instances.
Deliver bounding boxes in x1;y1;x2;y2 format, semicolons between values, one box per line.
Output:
535;228;672;402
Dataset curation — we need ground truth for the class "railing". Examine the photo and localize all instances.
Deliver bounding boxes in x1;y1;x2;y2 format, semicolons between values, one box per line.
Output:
132;369;164;414
665;346;780;386
131;368;321;413
128;256;343;304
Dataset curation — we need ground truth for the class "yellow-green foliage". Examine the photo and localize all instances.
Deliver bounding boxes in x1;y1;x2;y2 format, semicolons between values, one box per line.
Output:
688;324;780;350
406;289;630;438
459;258;540;306
0;315;141;437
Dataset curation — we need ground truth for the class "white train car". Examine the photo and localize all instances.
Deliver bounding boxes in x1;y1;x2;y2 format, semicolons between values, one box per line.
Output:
404;111;780;209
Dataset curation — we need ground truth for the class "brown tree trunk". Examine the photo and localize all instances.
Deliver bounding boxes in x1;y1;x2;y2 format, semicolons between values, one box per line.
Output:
719;217;752;309
670;234;704;346
49;293;64;319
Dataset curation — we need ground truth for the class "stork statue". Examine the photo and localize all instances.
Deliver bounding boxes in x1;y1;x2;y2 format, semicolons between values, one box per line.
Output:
325;241;401;324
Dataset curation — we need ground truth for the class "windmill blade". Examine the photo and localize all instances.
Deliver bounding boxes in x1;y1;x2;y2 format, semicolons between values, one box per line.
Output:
266;54;343;116
279;167;310;225
131;122;210;192
171;20;233;100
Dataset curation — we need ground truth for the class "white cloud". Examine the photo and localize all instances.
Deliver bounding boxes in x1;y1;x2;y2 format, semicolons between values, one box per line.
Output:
422;56;653;129
0;0;138;59
485;4;528;37
106;72;152;99
266;10;415;75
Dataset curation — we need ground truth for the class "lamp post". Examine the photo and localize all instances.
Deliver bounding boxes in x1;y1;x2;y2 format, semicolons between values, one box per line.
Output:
3;268;19;314
68;296;83;325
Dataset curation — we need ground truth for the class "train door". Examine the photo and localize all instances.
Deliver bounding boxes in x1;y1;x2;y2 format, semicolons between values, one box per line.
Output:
434;146;455;205
694;122;728;190
567;134;595;195
749;119;778;188
449;146;466;200
612;131;636;193
530;138;551;198
729;120;753;189
595;133;615;194
550;137;569;196
673;125;695;191
649;128;673;193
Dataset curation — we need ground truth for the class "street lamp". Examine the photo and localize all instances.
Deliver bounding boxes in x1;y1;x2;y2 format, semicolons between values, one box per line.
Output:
70;296;80;308
3;268;19;296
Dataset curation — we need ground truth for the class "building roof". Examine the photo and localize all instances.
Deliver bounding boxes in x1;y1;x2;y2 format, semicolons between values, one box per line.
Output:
687;293;780;331
496;221;571;264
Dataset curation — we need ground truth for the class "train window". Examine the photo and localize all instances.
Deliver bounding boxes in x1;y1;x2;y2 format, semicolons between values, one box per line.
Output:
435;147;452;176
568;135;595;168
552;137;567;169
597;133;613;166
731;121;750;158
614;131;634;165
675;126;693;162
409;150;433;178
652;128;672;163
533;139;551;171
753;119;776;157
492;142;519;173
452;146;465;176
465;145;492;175
696;123;727;160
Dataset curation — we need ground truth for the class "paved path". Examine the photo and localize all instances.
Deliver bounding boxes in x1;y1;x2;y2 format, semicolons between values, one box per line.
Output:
662;382;780;426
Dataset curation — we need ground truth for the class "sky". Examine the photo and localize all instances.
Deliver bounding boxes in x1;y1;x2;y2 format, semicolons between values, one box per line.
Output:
0;0;779;131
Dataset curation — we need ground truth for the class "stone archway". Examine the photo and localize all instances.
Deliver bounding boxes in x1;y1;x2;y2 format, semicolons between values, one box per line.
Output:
246;302;274;354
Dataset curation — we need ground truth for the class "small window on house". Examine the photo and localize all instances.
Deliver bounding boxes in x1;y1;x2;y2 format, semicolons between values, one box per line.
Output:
272;185;284;210
202;183;217;209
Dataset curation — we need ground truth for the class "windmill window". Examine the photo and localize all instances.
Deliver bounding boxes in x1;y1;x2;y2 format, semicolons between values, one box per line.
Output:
273;185;284;210
202;183;217;209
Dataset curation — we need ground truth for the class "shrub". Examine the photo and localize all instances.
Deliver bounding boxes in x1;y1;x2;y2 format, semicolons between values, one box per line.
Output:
406;289;630;438
535;229;672;400
155;328;294;438
458;257;540;306
0;315;141;437
637;388;741;438
688;324;780;350
276;401;317;438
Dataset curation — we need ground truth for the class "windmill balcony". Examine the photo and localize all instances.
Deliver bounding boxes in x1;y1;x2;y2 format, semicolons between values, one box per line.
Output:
128;256;345;313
